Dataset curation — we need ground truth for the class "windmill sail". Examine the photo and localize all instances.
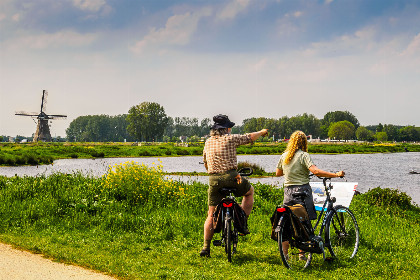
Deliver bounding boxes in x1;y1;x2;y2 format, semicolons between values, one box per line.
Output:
40;90;48;113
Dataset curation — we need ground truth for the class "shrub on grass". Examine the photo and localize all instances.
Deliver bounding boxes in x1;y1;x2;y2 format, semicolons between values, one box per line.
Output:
90;150;105;158
102;162;189;206
362;187;413;211
174;148;190;156
237;161;266;176
138;150;152;156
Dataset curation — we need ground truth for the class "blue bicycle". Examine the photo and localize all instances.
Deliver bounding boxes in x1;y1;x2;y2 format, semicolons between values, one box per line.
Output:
273;176;360;270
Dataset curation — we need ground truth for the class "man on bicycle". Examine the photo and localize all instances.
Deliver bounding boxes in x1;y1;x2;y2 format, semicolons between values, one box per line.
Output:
200;114;268;257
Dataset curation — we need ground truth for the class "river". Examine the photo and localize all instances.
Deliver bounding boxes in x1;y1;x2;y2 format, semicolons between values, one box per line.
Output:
0;153;419;205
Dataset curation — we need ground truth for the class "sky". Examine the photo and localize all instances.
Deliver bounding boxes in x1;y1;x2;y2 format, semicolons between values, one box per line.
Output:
1;0;419;137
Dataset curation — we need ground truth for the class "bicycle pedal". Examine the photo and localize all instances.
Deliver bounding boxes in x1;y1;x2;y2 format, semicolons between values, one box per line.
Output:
213;240;222;246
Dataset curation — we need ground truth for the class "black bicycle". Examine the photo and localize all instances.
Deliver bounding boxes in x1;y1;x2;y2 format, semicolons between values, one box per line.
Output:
273;176;360;270
212;167;253;262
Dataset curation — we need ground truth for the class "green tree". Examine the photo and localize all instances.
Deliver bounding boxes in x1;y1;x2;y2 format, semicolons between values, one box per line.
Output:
66;115;131;142
127;102;169;142
399;126;420;142
200;118;211;136
383;124;399;141
289;113;321;138
321;111;359;138
164;117;175;139
172;117;200;137
278;116;290;140
110;115;135;142
376;123;384;133
356;126;374;141
242;118;260;132
375;131;388;142
328;121;355;140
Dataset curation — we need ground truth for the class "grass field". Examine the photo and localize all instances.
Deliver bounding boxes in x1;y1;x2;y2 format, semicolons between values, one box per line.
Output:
0;162;419;279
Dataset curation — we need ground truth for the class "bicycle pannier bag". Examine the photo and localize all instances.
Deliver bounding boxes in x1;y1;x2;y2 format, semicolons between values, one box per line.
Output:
270;206;287;241
212;199;248;234
232;202;247;234
289;204;309;222
289;204;312;241
212;201;224;233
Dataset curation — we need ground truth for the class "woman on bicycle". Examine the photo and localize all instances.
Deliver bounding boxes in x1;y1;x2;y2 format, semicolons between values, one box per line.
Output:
200;114;268;257
275;130;344;259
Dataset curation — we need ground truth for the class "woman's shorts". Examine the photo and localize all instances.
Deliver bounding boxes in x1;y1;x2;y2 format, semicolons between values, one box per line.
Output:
208;169;252;206
283;183;317;220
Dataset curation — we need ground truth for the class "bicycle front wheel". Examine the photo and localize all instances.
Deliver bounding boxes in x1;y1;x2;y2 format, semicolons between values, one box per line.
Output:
325;205;359;259
277;216;312;270
224;212;232;262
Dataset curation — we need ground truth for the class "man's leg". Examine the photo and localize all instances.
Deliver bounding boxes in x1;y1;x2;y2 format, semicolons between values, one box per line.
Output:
239;186;254;235
201;206;216;256
241;186;254;216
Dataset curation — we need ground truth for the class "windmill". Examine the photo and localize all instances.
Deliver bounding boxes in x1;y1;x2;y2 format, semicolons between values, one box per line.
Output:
15;90;67;142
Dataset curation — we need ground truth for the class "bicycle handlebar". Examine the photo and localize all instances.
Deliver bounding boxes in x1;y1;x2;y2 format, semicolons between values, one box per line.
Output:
238;167;253;177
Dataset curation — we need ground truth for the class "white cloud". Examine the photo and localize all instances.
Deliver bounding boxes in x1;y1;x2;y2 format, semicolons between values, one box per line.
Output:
252;58;267;72
217;0;251;21
306;26;380;57
3;30;98;50
72;0;107;12
131;8;212;54
401;33;420;57
293;11;303;18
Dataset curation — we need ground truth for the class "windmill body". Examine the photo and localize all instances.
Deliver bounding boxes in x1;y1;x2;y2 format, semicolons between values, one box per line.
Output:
15;90;67;142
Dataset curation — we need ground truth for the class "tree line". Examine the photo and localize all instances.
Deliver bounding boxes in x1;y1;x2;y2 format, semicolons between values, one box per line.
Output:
61;101;420;143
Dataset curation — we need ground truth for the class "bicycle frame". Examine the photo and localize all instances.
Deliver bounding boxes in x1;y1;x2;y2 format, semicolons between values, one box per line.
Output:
312;178;335;235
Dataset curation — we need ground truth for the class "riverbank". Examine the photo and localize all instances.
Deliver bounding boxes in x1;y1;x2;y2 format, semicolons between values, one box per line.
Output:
1;142;419;166
0;165;419;279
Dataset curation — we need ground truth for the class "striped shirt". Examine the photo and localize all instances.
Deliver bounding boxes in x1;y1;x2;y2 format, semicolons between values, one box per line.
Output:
203;134;252;174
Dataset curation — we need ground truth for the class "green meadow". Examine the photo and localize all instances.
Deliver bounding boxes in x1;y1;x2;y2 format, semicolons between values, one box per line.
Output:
0;162;419;279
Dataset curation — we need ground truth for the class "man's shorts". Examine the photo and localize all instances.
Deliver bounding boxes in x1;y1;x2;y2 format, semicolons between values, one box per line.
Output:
208;169;252;206
283;183;317;220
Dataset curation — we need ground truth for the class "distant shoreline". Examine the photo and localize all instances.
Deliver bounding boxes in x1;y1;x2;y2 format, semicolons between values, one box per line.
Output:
0;142;419;166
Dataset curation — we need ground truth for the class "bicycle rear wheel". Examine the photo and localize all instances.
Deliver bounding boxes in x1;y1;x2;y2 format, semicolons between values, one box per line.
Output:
277;216;312;270
325;205;359;259
224;212;232;262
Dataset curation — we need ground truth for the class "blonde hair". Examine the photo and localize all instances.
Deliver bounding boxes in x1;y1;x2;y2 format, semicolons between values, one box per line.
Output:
283;131;308;165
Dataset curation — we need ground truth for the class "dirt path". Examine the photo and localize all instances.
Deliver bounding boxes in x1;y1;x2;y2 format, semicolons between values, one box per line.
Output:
0;243;117;280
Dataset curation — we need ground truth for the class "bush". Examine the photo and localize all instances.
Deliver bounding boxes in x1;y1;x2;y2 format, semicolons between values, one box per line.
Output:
362;187;413;211
102;162;188;206
237;161;266;176
91;150;105;158
174;148;190;155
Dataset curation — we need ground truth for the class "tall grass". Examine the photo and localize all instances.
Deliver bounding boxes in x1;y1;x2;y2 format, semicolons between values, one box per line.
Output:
0;164;419;279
